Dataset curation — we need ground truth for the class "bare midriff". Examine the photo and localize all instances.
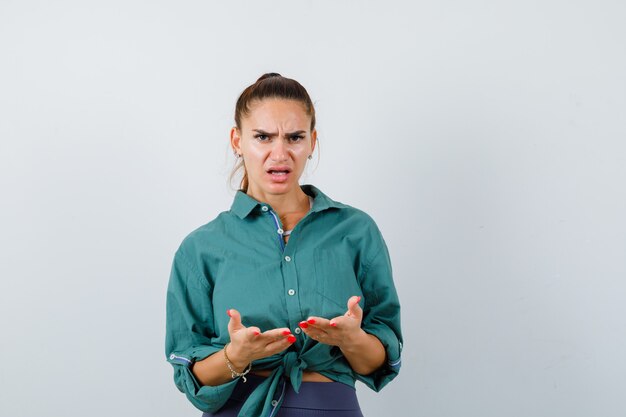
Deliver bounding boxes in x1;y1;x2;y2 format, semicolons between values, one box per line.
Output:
251;370;333;382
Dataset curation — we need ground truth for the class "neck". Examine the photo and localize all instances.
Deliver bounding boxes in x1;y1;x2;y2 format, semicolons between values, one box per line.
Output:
246;186;309;218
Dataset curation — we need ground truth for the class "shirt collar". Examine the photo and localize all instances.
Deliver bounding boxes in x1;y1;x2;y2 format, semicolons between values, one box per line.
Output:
230;184;342;219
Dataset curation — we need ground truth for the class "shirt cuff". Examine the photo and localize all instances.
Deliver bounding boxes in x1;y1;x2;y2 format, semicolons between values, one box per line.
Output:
357;321;402;392
167;346;239;413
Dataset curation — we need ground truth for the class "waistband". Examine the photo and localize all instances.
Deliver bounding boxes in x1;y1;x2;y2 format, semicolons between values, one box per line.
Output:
230;374;360;411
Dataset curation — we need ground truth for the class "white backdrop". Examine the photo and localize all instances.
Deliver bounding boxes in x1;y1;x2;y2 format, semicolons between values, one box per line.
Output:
1;1;625;416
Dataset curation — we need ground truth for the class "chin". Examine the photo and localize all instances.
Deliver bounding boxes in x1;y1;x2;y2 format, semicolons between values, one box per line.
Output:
264;181;298;195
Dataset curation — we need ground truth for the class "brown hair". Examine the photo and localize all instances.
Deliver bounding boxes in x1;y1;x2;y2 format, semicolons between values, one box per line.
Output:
231;73;317;192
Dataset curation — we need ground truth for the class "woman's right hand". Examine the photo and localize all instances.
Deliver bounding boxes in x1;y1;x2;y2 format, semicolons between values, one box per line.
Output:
190;309;295;386
225;308;296;370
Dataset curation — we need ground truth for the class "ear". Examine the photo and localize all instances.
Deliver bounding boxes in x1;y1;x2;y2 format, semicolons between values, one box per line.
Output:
310;129;317;154
230;126;242;155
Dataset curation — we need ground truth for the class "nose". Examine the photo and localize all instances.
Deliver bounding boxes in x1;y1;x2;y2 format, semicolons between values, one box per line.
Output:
269;138;288;162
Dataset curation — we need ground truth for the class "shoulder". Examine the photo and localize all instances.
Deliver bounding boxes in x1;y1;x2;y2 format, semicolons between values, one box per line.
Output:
332;202;381;232
307;185;385;244
175;210;234;256
309;185;380;229
338;202;377;224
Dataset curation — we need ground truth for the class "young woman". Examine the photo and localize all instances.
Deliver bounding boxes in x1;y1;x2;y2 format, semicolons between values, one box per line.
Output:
165;73;402;417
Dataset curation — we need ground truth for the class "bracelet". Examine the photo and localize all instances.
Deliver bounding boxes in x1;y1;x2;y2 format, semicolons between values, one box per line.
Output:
223;343;252;383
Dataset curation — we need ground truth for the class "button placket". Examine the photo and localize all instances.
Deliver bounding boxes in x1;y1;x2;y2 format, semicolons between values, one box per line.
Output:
265;206;303;344
282;251;302;343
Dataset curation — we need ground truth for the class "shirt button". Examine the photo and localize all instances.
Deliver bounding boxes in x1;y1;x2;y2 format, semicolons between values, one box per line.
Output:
261;206;269;212
271;400;278;407
288;289;295;296
277;228;284;234
284;255;291;262
294;327;302;334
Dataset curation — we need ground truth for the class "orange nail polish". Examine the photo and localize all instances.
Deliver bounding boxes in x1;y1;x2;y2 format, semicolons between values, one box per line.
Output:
299;321;309;329
287;335;296;343
282;330;292;335
307;319;316;325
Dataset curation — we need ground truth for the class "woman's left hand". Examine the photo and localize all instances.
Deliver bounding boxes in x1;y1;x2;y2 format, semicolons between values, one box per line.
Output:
299;295;365;349
302;295;387;375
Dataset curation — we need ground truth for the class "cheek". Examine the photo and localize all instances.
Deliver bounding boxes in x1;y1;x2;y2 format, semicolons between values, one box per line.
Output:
243;146;269;165
292;144;311;156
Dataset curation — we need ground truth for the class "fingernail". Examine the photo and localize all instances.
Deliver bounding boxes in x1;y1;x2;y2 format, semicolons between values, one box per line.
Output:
329;322;337;327
282;330;292;335
226;309;232;317
299;321;309;329
307;319;316;325
287;335;296;343
356;296;361;303
253;331;260;336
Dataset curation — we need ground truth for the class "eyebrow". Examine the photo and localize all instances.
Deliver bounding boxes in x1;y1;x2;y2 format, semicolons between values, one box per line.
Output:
252;129;306;136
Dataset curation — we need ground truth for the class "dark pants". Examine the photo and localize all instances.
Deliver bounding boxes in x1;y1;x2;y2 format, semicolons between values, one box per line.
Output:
202;374;364;417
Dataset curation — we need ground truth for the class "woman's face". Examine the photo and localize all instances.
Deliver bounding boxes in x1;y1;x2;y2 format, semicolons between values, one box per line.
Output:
231;98;317;199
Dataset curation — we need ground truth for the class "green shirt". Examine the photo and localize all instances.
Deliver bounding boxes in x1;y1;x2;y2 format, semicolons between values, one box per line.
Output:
165;185;403;416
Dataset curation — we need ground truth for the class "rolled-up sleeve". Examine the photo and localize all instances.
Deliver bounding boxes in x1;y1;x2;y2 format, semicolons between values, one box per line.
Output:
165;248;238;412
356;228;403;391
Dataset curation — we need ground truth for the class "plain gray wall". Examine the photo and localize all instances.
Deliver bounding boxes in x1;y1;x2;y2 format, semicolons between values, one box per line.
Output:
1;1;625;416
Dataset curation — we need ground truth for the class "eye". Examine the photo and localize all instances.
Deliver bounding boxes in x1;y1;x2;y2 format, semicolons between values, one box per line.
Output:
254;134;269;141
289;135;304;142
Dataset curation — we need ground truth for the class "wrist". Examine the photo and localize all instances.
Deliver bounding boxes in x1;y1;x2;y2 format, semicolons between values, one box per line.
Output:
338;328;368;354
224;343;251;371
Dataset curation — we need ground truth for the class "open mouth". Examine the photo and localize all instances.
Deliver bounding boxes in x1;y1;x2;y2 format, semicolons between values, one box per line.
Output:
267;168;291;175
266;167;291;182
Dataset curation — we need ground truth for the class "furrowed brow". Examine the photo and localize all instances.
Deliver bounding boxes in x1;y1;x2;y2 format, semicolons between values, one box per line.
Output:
252;129;307;136
252;129;277;136
286;130;306;136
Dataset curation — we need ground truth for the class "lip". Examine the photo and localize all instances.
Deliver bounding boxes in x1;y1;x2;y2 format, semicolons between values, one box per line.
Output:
266;166;291;183
266;166;292;173
266;171;290;183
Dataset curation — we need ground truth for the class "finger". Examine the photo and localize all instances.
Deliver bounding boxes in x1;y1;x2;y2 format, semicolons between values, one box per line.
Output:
303;316;332;329
328;315;342;327
301;326;330;340
321;300;359;330
301;327;339;346
329;314;355;328
263;334;296;354
227;308;244;333
230;325;261;346
247;326;262;338
346;296;363;319
260;328;294;340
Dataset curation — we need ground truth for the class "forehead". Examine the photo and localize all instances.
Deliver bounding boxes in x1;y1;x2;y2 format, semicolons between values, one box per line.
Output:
242;99;310;130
